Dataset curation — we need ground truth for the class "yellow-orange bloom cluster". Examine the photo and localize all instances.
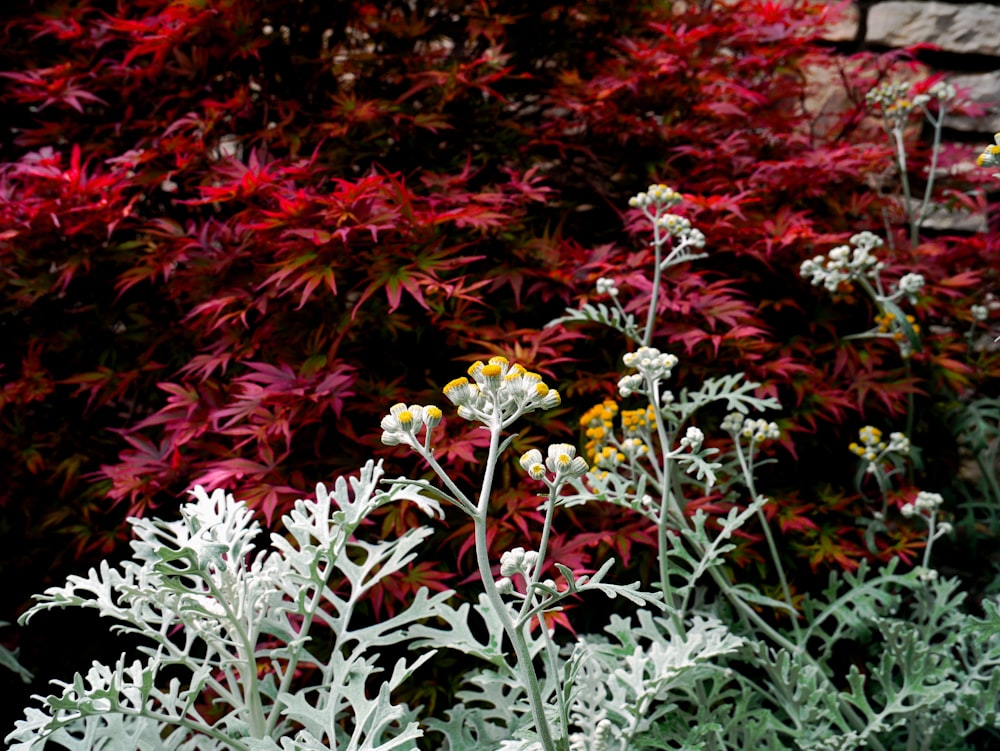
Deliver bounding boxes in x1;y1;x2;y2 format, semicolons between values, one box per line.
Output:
579;399;653;477
581;400;618;457
849;425;910;474
874;311;920;342
621;405;656;435
977;134;1000;169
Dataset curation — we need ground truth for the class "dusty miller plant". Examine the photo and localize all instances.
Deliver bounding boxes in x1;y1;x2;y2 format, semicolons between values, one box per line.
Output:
9;186;1000;751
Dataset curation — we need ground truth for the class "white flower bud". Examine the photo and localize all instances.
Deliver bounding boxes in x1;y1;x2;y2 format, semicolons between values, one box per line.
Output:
680;426;704;451
898;273;925;295
595;277;619;296
500;547;526;576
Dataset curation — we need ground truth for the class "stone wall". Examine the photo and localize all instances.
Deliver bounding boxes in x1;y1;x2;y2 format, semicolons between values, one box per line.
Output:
821;1;1000;136
815;1;999;231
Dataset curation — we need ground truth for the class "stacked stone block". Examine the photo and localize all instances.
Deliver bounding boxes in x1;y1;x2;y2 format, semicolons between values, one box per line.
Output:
823;1;999;135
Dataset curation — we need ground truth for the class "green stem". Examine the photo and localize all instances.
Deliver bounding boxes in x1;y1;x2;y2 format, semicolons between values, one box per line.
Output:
132;708;253;751
915;102;945;247
419;449;478;516
518;486;559;624
205;574;267;739
699;544;889;751
473;418;558;751
540;622;570;743
921;515;936;572
976;449;1000;507
643;212;665;347
889;124;915;245
264;581;323;736
735;439;801;641
648;381;687;636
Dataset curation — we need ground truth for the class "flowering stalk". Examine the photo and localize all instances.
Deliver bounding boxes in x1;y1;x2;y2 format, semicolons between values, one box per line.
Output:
627;185;707;346
866;81;955;246
848;425;911;519
801;231;925;443
380;356;567;751
475;420;558;751
900;491;951;576
581;189;898;750
724;414;799;635
977;132;1000;179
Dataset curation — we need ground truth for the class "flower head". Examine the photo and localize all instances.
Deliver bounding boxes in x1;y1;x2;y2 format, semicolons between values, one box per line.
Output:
927;81;956;101
976;132;1000;174
628;184;682;210
656;213;691;236
914;491;943;511
444;357;560;427
721;412;744;433
887;432;910;454
519;449;547;481
595;277;619;296
740;418;780;444
622;346;678;382
679;426;704;452
617;373;644;397
897;273;925;296
801;232;885;293
849;425;908;474
866;81;918;129
380;403;425;446
500;547;539;577
545;443;589;480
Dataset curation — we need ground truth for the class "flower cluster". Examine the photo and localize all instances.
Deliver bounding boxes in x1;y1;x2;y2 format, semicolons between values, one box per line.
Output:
868;79;956;114
978;132;1000;178
580;400;654;475
897;273;925;298
679;426;704;452
442;356;561;427
848;425;910;474
800;231;885;292
900;490;951;580
900;491;944;519
495;545;564;602
874;310;920;342
865;80;955;132
723;413;780;444
865;81;912;109
595;277;619;296
912;80;956;106
655;213;707;248
622;346;679;383
380;403;442;447
499;546;540;578
495;546;544;595
866;81;916;128
628;183;682;210
519;444;589;484
581;400;618;461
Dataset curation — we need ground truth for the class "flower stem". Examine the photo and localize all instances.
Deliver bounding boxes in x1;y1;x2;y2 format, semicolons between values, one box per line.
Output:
735;439;801;641
473;417;558;751
643;211;665;347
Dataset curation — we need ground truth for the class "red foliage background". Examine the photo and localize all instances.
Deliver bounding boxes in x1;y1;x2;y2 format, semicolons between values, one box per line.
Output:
2;0;998;726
